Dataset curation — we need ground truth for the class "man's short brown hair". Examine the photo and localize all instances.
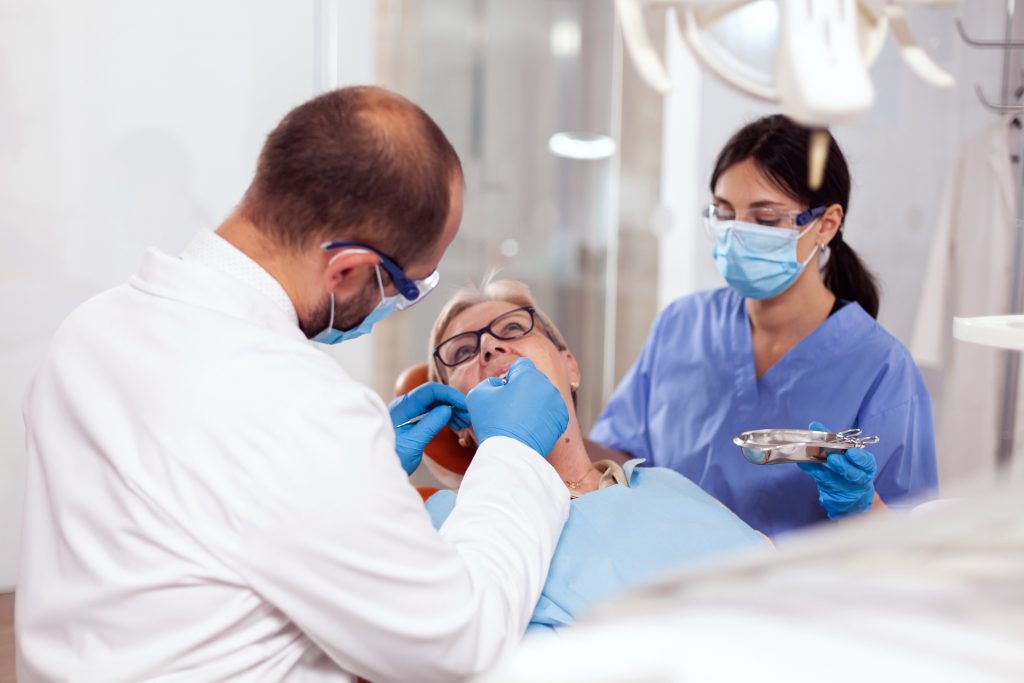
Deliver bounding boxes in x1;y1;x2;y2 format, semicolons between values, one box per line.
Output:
240;86;462;267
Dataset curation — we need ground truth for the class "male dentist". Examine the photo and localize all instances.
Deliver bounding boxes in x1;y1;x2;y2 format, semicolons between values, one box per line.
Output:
18;86;570;683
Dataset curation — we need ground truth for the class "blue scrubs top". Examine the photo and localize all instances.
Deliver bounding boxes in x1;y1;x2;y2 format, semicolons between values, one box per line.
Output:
590;288;938;537
426;465;769;634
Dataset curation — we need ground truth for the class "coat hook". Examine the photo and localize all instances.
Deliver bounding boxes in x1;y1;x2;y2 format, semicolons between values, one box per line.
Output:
956;18;1024;48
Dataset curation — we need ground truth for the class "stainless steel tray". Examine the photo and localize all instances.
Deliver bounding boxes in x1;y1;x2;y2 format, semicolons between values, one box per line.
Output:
733;428;880;465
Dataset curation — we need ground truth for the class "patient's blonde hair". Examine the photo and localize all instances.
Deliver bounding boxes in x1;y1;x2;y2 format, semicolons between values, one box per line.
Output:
428;279;572;400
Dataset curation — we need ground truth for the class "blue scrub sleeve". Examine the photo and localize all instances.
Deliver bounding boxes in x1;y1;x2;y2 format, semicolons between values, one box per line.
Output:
857;391;938;509
589;315;661;462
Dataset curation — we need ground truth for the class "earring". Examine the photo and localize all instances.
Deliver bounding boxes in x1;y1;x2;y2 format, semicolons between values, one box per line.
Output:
570;381;580;391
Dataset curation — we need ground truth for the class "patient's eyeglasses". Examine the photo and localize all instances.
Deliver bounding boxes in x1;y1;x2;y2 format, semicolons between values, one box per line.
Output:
434;307;537;368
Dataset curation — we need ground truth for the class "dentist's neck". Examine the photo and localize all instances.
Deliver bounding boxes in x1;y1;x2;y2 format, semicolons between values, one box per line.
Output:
215;211;323;324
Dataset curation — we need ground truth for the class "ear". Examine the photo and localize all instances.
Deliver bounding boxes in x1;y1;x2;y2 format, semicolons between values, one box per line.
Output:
817;203;844;246
322;249;380;297
561;349;581;390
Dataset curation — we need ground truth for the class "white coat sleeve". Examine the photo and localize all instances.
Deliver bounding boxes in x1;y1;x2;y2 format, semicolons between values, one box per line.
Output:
204;375;568;683
909;155;961;368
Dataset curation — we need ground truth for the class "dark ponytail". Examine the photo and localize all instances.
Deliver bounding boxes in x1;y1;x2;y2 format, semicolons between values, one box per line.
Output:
823;232;879;318
710;115;880;318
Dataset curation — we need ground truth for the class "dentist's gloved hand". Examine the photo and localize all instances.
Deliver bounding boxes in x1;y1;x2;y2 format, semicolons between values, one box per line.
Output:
389;382;470;475
466;357;569;458
798;421;877;520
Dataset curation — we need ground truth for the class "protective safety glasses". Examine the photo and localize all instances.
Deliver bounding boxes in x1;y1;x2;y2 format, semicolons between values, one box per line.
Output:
701;203;826;240
320;240;439;311
434;307;537;368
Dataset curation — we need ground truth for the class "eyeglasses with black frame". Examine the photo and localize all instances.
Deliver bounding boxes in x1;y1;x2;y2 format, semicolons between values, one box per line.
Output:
434;306;537;368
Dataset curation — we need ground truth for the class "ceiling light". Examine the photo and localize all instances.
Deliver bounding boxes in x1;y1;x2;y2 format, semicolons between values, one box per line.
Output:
547;132;617;160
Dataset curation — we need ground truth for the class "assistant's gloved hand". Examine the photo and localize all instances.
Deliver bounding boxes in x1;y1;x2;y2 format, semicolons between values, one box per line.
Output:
465;357;569;458
798;421;877;520
389;382;470;475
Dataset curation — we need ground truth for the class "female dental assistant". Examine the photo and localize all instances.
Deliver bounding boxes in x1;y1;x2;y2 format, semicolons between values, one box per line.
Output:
590;115;938;536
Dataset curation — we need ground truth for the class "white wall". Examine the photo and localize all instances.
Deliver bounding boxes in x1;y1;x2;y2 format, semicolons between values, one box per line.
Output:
0;0;375;589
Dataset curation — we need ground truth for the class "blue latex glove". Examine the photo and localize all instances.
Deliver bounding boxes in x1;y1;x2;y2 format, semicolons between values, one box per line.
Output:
389;382;470;475
797;421;877;520
465;357;569;458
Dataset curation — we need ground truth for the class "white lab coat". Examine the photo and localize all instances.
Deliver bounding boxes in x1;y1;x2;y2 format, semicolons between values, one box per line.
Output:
17;231;569;683
911;118;1019;488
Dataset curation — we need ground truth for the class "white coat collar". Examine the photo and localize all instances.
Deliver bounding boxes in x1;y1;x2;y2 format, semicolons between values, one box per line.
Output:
180;229;297;323
129;230;305;340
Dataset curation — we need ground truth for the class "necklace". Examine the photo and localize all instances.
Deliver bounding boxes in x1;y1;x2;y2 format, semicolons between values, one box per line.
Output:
564;471;589;492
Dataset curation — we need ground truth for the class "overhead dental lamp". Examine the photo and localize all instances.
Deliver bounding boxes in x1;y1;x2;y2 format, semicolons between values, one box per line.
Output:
618;0;958;187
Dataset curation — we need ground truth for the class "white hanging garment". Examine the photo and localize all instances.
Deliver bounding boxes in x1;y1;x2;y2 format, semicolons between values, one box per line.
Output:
910;118;1019;488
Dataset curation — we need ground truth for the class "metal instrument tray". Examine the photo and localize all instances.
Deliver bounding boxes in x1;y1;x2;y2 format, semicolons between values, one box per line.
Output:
734;428;879;465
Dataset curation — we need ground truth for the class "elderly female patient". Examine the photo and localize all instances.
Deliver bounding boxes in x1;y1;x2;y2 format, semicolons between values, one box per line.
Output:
424;279;770;634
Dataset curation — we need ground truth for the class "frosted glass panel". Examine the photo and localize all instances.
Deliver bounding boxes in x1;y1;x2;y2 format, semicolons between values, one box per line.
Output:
378;0;619;429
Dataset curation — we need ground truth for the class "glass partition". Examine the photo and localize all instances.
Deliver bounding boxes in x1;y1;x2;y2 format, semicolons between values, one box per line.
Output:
375;0;623;430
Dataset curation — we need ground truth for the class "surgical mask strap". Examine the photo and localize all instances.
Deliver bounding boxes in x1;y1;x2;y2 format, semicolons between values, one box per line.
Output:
796;219;822;267
317;251;384;341
372;262;386;303
794;217;819;241
799;243;821;268
320;250;348;334
325;290;336;331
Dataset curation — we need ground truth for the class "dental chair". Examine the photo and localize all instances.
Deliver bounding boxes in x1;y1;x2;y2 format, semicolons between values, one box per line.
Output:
393;363;476;499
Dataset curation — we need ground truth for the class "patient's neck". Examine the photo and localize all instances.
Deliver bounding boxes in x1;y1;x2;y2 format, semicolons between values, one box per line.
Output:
545;415;600;495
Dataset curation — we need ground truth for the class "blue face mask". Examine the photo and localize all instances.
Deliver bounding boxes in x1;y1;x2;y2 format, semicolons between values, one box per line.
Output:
312;264;399;344
712;220;820;300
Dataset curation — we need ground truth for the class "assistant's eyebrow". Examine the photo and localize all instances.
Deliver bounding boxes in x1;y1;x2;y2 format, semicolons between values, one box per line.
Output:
747;200;787;208
712;196;733;208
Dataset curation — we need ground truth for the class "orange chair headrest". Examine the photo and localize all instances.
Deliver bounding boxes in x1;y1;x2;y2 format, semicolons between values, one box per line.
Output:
393;363;431;396
415;486;439;502
394;363;476;475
